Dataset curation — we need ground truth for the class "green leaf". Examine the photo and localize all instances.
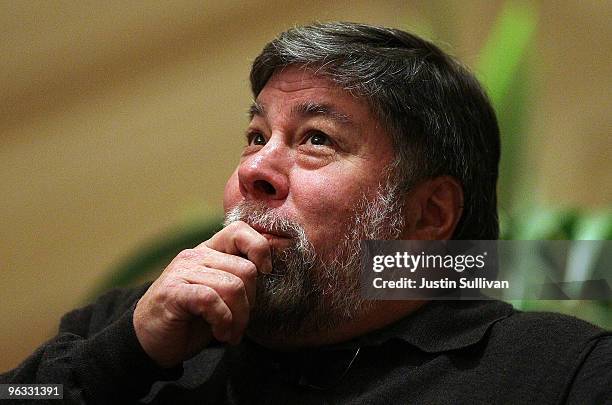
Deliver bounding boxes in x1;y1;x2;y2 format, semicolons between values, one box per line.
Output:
477;2;538;108
572;210;612;240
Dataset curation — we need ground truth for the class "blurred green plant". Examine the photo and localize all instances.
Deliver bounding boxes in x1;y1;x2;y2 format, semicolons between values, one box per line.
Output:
475;1;538;212
500;206;611;329
93;1;610;328
476;1;610;328
90;221;222;300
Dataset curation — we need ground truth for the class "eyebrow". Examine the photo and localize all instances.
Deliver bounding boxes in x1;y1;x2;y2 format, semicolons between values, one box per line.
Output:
248;101;265;120
248;100;353;126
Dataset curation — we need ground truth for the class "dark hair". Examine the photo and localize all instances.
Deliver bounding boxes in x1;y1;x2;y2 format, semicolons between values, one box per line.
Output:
250;22;501;240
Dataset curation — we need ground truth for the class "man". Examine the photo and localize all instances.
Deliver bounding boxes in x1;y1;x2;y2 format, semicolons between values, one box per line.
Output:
2;22;610;404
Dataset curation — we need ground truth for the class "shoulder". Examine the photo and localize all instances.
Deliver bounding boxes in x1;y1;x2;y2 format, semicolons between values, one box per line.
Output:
565;335;612;403
494;312;612;403
489;309;608;350
484;308;610;394
465;306;610;402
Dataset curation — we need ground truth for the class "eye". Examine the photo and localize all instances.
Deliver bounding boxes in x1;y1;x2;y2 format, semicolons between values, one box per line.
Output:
305;131;331;146
247;132;267;146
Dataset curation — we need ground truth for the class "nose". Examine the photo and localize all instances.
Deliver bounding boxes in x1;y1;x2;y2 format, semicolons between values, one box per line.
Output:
238;140;289;202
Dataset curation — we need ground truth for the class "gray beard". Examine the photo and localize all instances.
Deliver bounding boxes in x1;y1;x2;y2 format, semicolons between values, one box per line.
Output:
223;176;405;340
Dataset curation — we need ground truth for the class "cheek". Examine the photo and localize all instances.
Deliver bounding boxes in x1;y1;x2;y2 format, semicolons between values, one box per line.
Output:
297;162;380;205
223;170;241;212
291;169;367;236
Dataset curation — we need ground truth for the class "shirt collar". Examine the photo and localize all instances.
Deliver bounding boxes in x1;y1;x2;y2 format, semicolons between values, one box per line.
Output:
179;300;515;391
356;299;514;352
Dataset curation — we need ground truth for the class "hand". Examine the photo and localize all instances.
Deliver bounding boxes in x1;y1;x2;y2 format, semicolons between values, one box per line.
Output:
133;221;272;368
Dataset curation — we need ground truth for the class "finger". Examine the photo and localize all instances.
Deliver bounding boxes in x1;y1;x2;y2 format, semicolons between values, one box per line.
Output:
178;269;250;341
201;221;272;274
169;248;258;306
194;250;258;306
174;283;234;342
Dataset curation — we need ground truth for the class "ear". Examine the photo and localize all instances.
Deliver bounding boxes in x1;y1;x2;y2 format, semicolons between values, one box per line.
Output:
401;176;464;240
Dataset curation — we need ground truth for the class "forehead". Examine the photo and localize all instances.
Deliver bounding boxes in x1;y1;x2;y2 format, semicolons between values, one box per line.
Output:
263;66;336;93
255;66;377;124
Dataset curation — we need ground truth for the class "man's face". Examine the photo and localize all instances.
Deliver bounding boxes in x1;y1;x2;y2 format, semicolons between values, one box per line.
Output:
223;65;403;338
223;65;396;256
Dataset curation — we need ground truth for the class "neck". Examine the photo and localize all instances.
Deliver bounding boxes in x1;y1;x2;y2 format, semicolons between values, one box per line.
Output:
247;300;426;350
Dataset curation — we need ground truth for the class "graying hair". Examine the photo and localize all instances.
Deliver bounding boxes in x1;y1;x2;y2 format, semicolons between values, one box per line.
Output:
250;22;501;239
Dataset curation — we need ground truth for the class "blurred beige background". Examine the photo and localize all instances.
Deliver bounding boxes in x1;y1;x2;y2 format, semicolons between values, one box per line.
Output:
1;1;610;371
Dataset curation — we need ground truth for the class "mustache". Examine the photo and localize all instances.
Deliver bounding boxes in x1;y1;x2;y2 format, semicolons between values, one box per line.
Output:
223;200;305;240
224;200;316;275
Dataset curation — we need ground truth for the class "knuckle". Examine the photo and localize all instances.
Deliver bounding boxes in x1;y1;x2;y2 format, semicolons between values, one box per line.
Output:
161;307;182;324
226;276;245;295
176;248;199;261
153;281;177;306
165;284;184;307
241;261;258;279
159;275;182;292
199;286;217;304
155;288;170;305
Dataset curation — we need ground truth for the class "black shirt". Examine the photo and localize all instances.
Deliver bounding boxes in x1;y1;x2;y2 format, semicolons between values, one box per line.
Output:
1;283;610;404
